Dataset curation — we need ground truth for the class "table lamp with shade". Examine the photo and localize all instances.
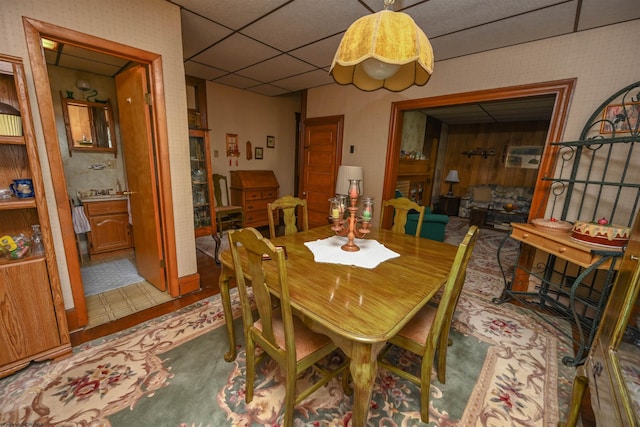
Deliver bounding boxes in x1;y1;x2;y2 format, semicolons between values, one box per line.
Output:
445;170;460;197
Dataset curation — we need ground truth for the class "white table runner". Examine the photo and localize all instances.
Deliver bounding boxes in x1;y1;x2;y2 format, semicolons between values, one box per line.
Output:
304;236;400;269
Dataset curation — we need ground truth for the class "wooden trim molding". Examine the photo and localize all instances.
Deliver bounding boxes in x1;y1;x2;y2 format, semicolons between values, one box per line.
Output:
179;272;201;295
23;17;178;327
385;79;576;291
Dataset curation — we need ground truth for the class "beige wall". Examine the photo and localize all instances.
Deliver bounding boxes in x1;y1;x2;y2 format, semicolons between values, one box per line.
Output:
207;82;301;197
306;20;640;219
1;0;189;308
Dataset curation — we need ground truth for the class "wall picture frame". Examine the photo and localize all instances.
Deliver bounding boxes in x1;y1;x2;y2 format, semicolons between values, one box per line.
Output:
255;146;264;159
266;135;275;148
600;103;640;134
504;145;543;169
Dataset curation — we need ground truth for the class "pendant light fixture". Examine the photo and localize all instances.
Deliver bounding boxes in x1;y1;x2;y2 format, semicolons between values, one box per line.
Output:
330;0;434;92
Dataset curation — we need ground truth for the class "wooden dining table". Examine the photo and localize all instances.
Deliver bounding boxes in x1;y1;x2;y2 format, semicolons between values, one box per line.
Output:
218;226;458;427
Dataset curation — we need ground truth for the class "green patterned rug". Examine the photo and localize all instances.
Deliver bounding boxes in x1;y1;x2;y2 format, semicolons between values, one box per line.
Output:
0;221;578;426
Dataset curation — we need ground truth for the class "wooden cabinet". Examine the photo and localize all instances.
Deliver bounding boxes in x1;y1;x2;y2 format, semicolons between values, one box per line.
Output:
83;198;133;255
230;170;279;227
435;195;460;216
0;54;71;377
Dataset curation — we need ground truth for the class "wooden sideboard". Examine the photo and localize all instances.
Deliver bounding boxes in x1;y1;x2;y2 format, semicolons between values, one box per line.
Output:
230;170;279;228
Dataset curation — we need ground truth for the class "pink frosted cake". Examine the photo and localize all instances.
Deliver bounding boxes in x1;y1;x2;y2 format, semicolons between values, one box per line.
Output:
571;219;630;247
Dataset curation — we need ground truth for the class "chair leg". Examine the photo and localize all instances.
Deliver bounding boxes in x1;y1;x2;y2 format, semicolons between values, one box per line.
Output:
283;364;297;427
436;332;451;385
420;354;434;423
245;334;256;403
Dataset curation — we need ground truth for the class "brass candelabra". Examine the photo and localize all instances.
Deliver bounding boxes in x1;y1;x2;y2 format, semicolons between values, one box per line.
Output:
329;179;374;251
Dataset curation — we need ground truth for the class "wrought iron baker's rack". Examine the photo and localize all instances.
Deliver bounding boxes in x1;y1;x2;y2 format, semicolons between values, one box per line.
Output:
495;81;640;366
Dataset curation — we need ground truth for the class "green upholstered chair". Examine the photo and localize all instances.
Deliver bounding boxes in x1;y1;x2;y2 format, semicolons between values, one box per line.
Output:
405;207;449;242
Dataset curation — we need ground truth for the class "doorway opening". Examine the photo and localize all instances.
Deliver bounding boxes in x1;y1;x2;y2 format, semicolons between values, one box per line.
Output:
382;79;577;229
23;17;178;331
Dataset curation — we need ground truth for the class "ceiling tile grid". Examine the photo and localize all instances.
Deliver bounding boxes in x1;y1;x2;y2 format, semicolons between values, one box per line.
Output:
46;0;638;98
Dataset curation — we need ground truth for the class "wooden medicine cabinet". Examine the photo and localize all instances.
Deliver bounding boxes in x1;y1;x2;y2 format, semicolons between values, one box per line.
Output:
61;92;117;156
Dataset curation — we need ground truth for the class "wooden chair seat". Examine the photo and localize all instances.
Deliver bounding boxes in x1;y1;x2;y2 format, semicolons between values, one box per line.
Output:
255;308;336;361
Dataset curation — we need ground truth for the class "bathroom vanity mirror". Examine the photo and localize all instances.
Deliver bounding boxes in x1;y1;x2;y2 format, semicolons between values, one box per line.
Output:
61;93;117;156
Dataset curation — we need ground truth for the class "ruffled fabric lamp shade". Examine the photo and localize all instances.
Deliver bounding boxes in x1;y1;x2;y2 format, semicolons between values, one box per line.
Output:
330;9;434;92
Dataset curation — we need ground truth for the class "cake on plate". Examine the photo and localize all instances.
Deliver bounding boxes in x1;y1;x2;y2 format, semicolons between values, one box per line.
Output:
571;218;630;247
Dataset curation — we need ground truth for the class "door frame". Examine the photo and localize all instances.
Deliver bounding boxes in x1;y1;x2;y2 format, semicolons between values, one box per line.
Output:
383;78;577;226
23;17;178;330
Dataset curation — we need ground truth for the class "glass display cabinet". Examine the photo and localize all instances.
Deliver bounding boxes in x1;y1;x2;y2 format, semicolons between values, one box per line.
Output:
186;75;216;238
190;128;215;237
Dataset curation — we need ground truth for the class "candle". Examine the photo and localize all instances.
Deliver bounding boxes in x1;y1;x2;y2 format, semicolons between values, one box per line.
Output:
349;186;358;199
331;208;340;219
362;207;371;221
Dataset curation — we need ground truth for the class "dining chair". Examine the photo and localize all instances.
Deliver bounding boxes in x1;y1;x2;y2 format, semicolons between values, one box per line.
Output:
267;195;309;239
227;227;350;427
379;196;426;236
212;173;244;236
377;225;479;423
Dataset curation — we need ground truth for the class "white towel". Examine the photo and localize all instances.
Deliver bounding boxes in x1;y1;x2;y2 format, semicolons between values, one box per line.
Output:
72;206;91;234
304;236;400;269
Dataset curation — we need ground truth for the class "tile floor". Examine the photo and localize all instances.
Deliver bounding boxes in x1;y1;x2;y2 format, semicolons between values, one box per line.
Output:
81;252;174;328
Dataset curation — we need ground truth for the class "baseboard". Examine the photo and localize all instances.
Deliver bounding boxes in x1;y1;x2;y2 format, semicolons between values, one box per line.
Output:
179;272;201;295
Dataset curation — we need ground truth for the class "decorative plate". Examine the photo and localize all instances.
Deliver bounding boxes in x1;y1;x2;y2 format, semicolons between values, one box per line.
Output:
531;218;573;233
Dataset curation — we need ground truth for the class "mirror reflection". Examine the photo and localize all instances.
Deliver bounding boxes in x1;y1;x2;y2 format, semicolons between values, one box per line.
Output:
61;94;117;155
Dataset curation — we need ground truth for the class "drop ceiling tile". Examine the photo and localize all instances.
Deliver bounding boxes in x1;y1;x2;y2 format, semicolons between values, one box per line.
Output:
181;9;233;58
58;56;122;77
191;33;280;72
577;0;640;30
184;61;228;80
408;0;571;38
271;69;335;92
430;2;576;60
361;0;423;11
236;55;316;83
246;84;291;97
289;33;344;68
240;0;370;52
63;45;128;67
213;73;263;90
171;0;291;30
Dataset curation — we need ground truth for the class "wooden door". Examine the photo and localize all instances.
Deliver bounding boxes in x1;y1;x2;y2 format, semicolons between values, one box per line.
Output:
115;65;165;291
300;116;343;227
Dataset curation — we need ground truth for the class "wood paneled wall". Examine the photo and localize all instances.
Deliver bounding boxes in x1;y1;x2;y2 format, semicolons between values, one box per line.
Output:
440;120;549;196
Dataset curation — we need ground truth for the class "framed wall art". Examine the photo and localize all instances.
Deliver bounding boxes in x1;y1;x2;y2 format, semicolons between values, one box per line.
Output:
255;146;264;159
266;135;275;148
504;145;543;169
600;103;640;134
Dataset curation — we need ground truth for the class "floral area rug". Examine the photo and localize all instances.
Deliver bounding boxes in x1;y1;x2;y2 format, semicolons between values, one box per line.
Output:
0;218;578;426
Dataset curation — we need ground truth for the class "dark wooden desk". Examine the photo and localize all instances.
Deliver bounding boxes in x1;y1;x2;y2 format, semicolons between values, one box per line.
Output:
219;226;457;427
